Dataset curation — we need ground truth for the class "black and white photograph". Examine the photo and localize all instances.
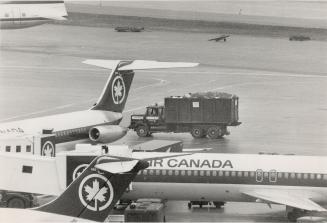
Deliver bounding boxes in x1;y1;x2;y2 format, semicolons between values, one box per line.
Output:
0;0;326;222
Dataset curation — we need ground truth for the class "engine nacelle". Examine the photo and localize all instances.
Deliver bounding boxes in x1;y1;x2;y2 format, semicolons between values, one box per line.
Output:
89;125;127;143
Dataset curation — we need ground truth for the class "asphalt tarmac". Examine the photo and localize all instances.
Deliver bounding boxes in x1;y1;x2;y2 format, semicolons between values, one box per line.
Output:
1;24;327;221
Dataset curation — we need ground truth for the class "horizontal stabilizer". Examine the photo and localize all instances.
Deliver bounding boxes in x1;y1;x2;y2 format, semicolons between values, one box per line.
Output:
243;190;327;212
83;59;199;70
95;160;139;174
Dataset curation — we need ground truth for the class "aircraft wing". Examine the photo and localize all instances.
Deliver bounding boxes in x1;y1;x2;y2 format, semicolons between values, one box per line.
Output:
83;60;199;70
243;190;327;212
43;16;67;21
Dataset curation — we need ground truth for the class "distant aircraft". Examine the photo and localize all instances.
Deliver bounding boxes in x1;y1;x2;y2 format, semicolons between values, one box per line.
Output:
0;60;198;150
208;35;230;42
0;155;149;222
0;0;68;29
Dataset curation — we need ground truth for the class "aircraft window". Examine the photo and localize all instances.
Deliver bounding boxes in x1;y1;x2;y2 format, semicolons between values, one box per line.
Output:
181;170;185;176
162;170;167;175
284;173;289;179
323;175;327;180
194;170;198;176
155;170;161;175
304;173;309;179
6;146;11;152
143;170;147;175
310;173;315;180
296;173;302;179
237;172;243;177
206;170;210;176
137;171;142;175
199;170;204;176
256;169;263;182
187;170;192;176
174;170;179;176
231;171;236;177
250;172;255;177
212;171;217;177
168;170;173;176
149;170;154;175
244;172;249;177
16;145;21;153
218;171;223;177
26;145;31;153
263;172;268;178
269;171;277;182
290;173;296;179
277;172;283;178
225;171;230;177
317;174;322;180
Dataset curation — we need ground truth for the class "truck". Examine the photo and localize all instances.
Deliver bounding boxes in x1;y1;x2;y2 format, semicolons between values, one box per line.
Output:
129;92;241;139
0;130;55;208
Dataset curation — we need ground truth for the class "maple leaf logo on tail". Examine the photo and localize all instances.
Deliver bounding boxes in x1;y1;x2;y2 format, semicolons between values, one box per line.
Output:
41;141;54;157
78;174;114;211
111;75;126;104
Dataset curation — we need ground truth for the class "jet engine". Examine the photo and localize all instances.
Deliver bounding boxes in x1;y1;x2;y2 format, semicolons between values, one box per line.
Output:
89;125;127;143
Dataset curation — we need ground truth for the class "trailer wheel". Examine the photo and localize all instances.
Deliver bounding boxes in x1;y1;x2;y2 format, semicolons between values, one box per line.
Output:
191;127;204;138
7;198;25;209
207;127;224;139
136;126;149;137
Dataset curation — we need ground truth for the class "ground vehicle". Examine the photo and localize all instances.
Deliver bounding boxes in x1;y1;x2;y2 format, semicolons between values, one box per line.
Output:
124;199;166;222
0;191;36;208
129;92;241;138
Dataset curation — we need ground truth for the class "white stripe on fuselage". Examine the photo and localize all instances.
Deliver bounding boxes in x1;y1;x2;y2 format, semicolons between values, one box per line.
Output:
0;110;122;136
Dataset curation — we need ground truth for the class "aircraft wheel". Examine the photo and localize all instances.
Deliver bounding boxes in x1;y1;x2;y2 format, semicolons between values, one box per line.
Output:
191;127;204;138
187;202;192;209
7;198;25;209
136;126;149;137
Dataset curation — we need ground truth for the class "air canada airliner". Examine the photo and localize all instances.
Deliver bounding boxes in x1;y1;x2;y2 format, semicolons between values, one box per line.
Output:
0;155;149;222
4;149;326;222
0;60;198;149
0;0;68;29
122;152;327;221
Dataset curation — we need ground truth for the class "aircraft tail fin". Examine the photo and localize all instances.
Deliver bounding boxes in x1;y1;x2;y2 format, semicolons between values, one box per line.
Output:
83;60;198;113
35;155;148;222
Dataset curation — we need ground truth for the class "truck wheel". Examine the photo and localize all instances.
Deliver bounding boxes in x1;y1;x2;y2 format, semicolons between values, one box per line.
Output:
136;126;148;137
191;127;204;138
207;127;224;139
7;198;25;209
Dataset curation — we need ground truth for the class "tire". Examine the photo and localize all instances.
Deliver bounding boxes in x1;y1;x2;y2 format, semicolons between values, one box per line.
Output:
199;204;203;208
136;126;148;137
191;127;204;138
187;202;192;209
207;127;224;139
7;198;25;209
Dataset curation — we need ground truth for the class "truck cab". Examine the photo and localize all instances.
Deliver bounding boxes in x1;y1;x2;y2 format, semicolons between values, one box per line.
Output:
129;105;166;137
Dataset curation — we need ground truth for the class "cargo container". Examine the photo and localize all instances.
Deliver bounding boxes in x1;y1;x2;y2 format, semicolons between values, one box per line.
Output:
129;92;241;138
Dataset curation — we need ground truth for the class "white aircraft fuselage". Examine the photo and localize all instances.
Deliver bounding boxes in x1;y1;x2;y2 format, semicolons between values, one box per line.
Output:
121;152;327;213
0;0;67;29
